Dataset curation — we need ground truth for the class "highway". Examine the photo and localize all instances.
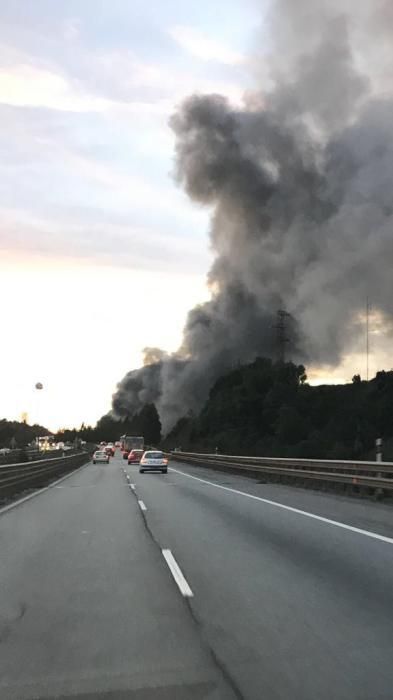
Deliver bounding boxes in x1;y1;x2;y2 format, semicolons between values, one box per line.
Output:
1;452;393;699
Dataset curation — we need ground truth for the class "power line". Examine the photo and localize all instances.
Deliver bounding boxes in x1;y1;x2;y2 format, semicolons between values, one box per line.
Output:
274;309;290;363
366;297;370;381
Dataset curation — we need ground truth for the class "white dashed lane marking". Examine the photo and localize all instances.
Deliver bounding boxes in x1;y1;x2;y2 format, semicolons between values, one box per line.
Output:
162;549;193;597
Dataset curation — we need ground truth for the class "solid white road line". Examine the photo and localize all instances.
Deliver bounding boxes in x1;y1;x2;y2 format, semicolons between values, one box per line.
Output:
170;467;393;546
0;460;90;517
138;499;147;511
162;549;194;597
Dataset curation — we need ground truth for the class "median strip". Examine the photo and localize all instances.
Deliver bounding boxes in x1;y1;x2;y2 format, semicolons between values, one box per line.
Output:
162;549;193;597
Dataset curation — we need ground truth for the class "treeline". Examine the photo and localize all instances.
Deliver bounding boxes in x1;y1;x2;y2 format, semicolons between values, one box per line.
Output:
0;404;162;450
56;403;162;446
0;419;49;448
163;358;393;460
9;358;393;461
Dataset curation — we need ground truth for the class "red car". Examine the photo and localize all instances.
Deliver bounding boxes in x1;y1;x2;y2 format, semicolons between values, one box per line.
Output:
128;449;144;465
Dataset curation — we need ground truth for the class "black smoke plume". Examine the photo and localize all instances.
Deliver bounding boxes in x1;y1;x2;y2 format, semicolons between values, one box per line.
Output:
113;0;393;432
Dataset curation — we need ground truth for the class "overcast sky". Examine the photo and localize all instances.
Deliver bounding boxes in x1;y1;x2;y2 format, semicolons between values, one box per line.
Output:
0;0;265;430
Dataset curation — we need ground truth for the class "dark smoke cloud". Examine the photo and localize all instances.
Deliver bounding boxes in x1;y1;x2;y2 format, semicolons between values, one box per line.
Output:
113;0;393;432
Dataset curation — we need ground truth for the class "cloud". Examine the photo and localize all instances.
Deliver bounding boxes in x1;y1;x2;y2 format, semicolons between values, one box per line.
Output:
169;25;246;65
0;4;247;282
65;45;247;108
0;205;211;274
0;97;209;254
0;44;246;116
0;62;115;112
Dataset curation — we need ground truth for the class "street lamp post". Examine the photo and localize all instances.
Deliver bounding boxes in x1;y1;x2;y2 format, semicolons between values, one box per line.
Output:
34;382;44;448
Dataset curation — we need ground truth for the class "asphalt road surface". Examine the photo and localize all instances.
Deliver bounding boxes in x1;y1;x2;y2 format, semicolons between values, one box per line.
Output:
1;451;393;699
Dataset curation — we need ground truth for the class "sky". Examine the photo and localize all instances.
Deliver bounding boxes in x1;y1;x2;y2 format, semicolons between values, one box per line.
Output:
0;0;387;432
0;0;264;430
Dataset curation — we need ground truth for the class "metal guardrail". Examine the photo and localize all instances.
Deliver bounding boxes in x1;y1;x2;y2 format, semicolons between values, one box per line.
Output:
170;452;393;496
0;451;91;503
0;448;40;465
0;447;81;466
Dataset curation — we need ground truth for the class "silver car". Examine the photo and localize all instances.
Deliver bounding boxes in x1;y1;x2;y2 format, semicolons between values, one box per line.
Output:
139;450;168;474
93;450;109;465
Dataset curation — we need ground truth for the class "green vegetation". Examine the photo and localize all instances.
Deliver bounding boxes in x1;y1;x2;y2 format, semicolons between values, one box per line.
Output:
9;360;390;462
163;358;393;460
0;419;49;448
56;403;162;447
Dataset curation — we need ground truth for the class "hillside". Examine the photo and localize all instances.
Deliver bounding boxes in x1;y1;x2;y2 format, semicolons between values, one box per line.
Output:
164;359;393;460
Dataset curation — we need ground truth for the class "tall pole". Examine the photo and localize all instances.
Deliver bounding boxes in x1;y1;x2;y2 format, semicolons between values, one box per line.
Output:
275;309;290;363
366;297;369;381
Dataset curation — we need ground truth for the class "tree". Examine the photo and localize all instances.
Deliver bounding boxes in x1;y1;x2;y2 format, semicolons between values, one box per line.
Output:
137;404;161;445
49;359;393;460
0;418;50;448
158;359;393;459
298;366;307;384
94;414;120;442
276;405;308;445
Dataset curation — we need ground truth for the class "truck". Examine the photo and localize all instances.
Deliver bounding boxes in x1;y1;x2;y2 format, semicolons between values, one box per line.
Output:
120;435;144;457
